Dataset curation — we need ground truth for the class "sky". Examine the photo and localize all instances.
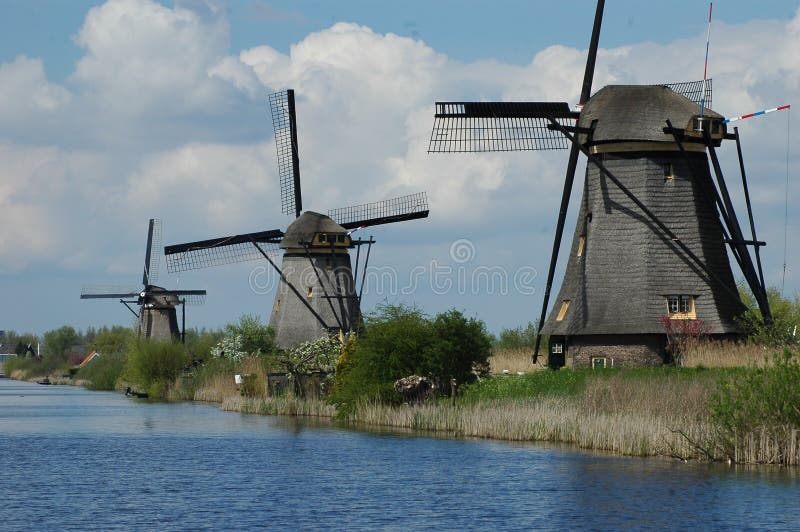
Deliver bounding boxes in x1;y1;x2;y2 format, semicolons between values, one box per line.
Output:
1;0;799;338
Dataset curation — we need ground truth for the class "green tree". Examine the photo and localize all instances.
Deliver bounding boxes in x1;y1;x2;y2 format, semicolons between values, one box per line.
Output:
123;339;190;398
86;326;134;355
495;322;538;350
42;326;82;372
331;304;494;409
217;315;276;357
738;284;800;346
424;310;492;386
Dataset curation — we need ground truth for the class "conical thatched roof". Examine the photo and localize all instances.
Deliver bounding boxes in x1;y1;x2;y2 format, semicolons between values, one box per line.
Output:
578;85;723;146
280;211;346;249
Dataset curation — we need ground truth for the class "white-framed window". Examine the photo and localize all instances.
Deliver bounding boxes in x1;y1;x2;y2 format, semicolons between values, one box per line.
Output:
591;357;607;369
552;343;563;354
666;295;695;318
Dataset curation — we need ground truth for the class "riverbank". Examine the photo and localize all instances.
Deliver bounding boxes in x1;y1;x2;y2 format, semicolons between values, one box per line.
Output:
9;342;799;466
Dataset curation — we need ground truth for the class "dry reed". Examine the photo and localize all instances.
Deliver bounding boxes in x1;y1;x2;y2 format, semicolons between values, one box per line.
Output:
222;395;336;417
681;340;775;368
488;348;543;374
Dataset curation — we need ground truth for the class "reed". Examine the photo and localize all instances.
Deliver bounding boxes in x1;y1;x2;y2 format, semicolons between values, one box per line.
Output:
193;373;239;403
347;369;800;465
681;340;776;368
222;395;336;417
488;348;542;374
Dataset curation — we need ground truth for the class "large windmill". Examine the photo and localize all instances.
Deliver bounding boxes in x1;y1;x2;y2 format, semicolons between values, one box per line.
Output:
164;89;429;349
81;219;207;342
428;1;772;368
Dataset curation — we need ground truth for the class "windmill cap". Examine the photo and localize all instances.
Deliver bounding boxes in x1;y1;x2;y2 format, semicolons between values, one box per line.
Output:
578;85;723;145
280;211;347;249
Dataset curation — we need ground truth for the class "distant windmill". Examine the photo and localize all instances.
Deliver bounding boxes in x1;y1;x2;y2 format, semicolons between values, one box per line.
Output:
428;0;773;368
81;219;207;342
164;89;429;349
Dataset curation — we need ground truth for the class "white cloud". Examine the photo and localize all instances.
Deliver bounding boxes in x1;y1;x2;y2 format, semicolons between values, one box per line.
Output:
2;1;800;328
71;0;232;117
0;56;71;134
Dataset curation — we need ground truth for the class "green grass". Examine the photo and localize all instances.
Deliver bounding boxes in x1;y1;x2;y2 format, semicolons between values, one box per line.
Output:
459;369;588;403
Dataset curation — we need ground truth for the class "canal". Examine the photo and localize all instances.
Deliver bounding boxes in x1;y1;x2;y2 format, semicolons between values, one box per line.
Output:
0;379;797;530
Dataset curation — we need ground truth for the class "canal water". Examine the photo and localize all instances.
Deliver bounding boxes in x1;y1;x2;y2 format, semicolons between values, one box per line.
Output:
0;379;798;530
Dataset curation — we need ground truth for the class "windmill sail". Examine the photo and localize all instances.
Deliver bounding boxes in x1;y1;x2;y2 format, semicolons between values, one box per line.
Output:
80;286;141;299
269;89;303;218
164;229;283;273
142;218;162;285
328;192;430;229
428;101;579;153
165;290;207;306
661;78;712;107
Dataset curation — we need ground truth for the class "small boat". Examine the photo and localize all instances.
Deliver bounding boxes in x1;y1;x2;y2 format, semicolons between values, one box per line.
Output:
125;386;148;399
37;377;51;385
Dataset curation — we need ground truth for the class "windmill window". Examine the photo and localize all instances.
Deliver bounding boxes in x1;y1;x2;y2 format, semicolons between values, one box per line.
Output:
591;357;607;369
586;212;593;223
556;300;570;321
552;343;563;354
337;235;346;243
306;287;313;300
577;235;586;257
666;295;695;318
663;162;674;180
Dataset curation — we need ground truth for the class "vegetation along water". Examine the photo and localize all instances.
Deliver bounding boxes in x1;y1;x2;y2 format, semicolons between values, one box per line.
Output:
5;287;800;467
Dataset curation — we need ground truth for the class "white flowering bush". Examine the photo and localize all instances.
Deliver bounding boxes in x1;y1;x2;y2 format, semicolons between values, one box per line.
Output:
210;334;247;363
279;335;343;376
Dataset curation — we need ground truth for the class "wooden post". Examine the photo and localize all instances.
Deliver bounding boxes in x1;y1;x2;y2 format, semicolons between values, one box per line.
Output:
450;378;457;406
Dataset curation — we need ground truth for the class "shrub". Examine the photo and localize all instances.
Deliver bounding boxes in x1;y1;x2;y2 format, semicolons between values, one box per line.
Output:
494;322;538;350
737;284;800;346
86;326;134;355
211;315;276;362
123;340;190;398
331;304;494;411
77;353;127;390
710;348;800;461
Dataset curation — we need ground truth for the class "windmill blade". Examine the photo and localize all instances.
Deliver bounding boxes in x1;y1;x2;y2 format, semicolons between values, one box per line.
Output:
164;229;283;273
661;79;712;108
428;101;578;153
269;89;303;218
534;0;605;364
81;286;141;299
328;192;430;230
142;218;162;285
166;290;207;306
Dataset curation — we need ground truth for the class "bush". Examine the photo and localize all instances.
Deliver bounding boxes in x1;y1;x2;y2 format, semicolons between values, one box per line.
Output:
86;326;134;355
711;349;800;452
123;339;190;398
494;322;538;350
738;285;800;346
331;304;494;411
77;353;127;390
211;315;276;362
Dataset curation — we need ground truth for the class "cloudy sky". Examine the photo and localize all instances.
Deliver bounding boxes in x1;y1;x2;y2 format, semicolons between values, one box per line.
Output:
1;0;798;336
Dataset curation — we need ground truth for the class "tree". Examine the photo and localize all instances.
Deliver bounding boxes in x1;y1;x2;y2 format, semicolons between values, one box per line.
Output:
495;322;538;350
331;304;494;408
86;326;134;355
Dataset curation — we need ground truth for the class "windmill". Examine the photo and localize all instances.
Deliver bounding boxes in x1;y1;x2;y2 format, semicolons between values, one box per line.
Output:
427;1;772;368
80;219;207;342
164;89;429;349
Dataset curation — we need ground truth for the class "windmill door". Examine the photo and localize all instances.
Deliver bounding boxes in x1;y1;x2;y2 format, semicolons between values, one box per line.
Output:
548;337;566;369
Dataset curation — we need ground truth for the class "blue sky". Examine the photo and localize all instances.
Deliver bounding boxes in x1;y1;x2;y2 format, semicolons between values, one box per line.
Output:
1;0;799;337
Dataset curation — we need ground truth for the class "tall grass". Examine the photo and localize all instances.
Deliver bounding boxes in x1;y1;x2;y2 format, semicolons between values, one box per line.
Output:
681;340;776;368
222;395;336;417
488;348;541;374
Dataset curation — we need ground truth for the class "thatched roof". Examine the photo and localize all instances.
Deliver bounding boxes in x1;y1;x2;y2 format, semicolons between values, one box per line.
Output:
280;211;346;249
578;85;723;146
